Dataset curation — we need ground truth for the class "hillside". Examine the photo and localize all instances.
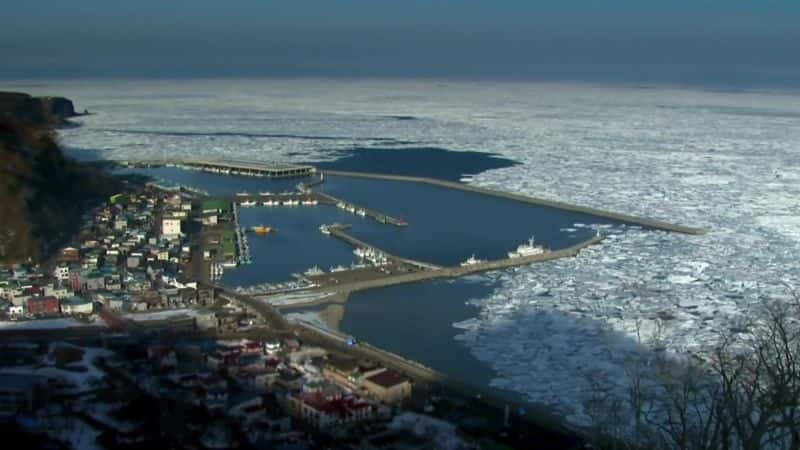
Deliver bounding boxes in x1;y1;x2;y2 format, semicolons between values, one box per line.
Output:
0;94;119;264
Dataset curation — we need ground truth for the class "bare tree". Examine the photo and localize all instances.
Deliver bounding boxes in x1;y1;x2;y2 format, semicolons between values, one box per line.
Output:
589;291;800;450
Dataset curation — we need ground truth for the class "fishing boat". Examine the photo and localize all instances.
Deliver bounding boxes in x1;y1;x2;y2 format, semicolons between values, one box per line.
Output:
507;236;548;258
460;255;485;266
250;225;273;235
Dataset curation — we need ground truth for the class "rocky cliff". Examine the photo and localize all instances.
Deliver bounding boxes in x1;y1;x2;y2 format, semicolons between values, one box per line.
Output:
0;94;118;264
0;92;79;126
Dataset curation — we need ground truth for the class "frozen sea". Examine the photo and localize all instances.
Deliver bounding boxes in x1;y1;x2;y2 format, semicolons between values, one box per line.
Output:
8;78;800;425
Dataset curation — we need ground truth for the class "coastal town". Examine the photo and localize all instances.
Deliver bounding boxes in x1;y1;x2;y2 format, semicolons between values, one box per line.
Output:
0;175;584;450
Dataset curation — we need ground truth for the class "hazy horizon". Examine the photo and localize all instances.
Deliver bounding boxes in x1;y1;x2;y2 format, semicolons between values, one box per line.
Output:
2;1;799;88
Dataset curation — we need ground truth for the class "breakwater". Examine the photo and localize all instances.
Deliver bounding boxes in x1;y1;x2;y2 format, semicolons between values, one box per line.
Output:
322;170;705;235
328;234;604;295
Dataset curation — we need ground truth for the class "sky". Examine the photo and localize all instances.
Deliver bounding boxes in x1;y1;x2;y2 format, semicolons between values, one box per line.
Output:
1;0;799;85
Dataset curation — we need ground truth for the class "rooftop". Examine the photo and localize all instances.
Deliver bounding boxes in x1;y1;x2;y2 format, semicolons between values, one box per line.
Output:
365;369;411;388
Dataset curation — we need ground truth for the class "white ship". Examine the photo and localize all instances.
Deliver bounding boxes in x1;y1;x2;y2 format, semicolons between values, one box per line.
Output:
303;266;325;277
460;255;485;266
262;200;277;206
259;191;273;196
236;192;250;197
240;200;257;207
507;236;548;258
356;208;367;217
330;265;348;273
319;225;331;235
302;199;318;206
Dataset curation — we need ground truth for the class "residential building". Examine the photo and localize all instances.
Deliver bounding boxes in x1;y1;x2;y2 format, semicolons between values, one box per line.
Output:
161;218;182;239
288;391;373;431
361;369;413;405
27;296;60;317
53;265;70;282
60;296;93;315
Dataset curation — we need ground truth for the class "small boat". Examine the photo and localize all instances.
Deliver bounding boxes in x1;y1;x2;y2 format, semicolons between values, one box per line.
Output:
356;208;366;217
250;225;273;235
236;192;250;197
303;266;325;277
460;255;485;267
330;265;348;273
319;225;331;235
240;200;257;207
259;191;273;196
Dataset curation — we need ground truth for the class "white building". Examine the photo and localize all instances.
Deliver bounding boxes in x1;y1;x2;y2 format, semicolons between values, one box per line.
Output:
60;297;93;315
53;265;70;282
162;218;183;239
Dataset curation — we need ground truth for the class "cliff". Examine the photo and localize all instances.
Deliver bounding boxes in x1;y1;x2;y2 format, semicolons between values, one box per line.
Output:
0;95;118;264
0;92;79;126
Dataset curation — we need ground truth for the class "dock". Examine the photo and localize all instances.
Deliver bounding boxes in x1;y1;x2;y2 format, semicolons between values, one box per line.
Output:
325;225;441;270
121;158;316;179
316;192;408;227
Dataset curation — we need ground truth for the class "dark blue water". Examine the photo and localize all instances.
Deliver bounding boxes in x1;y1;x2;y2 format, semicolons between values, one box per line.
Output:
308;147;518;182
117;164;625;282
339;277;498;387
221;206;384;286
114;166;303;196
321;175;620;266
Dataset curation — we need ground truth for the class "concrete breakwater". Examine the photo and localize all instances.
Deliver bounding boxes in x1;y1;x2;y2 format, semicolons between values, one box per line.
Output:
322;170;705;235
327;234;604;295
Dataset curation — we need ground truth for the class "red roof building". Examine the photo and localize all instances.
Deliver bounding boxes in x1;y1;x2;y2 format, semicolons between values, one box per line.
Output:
27;296;60;317
288;391;373;430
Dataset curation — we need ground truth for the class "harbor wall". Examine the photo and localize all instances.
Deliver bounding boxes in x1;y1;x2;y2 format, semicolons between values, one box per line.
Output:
332;234;604;295
322;170;705;235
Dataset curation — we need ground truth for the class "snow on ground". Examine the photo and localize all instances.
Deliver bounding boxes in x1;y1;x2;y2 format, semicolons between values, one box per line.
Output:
0;317;106;330
123;308;202;322
389;412;476;450
15;79;800;425
37;405;103;450
1;344;111;394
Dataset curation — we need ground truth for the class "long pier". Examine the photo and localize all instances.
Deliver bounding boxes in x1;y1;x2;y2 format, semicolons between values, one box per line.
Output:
316;192;408;227
322;170;705;235
121;158;315;179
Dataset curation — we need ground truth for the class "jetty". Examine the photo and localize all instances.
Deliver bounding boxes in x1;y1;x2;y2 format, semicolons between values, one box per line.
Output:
321;170;705;235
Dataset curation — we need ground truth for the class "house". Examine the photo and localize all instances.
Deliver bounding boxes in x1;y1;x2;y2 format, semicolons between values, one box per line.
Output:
60;247;80;263
83;272;105;291
287;392;373;431
361;369;413;405
27;296;60;317
161;218;182;239
53;265;70;282
60;296;94;315
8;304;24;317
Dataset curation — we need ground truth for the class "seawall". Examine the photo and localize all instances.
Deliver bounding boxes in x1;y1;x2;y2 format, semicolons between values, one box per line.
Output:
322;170;705;235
